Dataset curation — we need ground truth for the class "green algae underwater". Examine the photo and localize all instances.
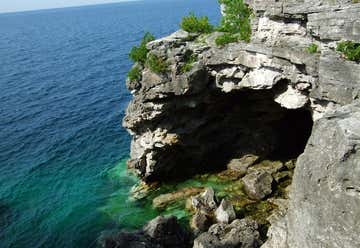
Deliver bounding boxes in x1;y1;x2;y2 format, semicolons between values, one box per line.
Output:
101;157;294;240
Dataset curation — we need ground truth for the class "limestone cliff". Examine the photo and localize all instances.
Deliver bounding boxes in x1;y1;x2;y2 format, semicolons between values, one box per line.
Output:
123;0;360;247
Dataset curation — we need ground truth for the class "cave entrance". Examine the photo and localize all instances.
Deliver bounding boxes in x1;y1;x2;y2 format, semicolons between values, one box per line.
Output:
147;87;313;181
173;88;314;176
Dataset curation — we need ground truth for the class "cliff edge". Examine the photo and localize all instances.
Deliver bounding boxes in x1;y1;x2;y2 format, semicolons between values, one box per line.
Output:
123;0;360;247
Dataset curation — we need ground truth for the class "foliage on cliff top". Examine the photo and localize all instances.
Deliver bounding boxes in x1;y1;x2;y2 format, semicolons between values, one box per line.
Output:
336;41;360;62
215;33;239;47
128;66;142;81
180;13;214;34
218;0;252;42
146;53;168;74
129;32;155;64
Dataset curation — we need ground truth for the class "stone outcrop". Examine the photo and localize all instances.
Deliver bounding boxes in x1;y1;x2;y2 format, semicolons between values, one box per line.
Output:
123;0;360;247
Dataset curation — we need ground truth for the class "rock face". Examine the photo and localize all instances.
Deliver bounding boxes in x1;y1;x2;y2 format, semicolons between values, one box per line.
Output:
286;103;360;248
123;0;360;247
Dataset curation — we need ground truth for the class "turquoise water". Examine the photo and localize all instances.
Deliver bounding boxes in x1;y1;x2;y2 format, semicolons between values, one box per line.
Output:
0;1;220;247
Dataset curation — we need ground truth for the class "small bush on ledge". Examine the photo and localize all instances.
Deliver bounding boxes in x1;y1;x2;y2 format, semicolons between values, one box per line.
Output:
336;41;360;62
146;53;168;74
180;13;213;34
128;66;142;81
215;33;239;47
306;43;318;54
129;32;155;64
181;53;197;73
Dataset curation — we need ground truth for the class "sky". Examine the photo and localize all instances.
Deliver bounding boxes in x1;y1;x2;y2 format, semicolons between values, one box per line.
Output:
0;0;138;13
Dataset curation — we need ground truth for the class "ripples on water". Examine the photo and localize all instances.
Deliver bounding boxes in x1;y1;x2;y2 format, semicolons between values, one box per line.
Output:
0;1;220;247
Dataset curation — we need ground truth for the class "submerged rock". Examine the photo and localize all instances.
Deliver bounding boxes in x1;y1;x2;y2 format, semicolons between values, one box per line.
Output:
153;187;204;209
242;171;273;200
193;218;262;248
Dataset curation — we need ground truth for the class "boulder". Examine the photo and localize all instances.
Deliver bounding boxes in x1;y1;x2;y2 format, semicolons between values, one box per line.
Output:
143;216;190;247
191;188;217;214
226;154;260;176
193;218;262;248
190;211;212;235
242;171;273;200
100;216;190;248
214;199;236;224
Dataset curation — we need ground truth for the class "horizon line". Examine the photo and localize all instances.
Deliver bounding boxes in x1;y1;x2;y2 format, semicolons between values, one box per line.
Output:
0;0;143;15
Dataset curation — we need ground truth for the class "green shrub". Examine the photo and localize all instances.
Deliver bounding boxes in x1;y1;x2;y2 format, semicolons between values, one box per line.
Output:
215;33;239;47
180;13;214;34
128;66;142;81
336;41;360;62
146;54;168;74
129;32;155;64
181;53;197;73
218;0;252;42
306;43;318;54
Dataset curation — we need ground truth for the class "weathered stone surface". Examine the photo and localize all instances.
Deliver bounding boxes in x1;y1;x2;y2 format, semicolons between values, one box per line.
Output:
193;218;262;248
311;49;360;105
286;103;360;248
307;5;360;42
214;199;236;224
242;171;273;200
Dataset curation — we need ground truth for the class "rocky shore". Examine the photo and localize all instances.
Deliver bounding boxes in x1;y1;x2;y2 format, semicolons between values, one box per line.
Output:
106;0;360;247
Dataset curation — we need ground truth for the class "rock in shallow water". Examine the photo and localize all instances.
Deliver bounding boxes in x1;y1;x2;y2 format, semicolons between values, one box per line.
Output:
100;216;191;248
191;188;217;215
242;171;273;200
152;187;204;209
214;199;236;224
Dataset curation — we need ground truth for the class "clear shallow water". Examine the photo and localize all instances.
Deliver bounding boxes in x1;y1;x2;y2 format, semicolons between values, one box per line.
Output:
0;1;220;247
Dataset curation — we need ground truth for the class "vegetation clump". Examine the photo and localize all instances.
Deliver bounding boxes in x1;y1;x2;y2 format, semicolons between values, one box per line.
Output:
128;66;142;81
181;53;198;73
129;32;155;64
306;43;318;54
336;41;360;62
127;32;155;81
146;53;168;74
180;13;214;34
218;0;252;43
215;33;239;47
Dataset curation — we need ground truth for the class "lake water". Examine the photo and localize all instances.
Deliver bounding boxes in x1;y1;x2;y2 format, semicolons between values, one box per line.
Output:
0;1;220;247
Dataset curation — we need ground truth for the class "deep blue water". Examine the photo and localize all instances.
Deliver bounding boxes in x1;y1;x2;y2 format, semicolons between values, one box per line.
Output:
0;1;220;247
